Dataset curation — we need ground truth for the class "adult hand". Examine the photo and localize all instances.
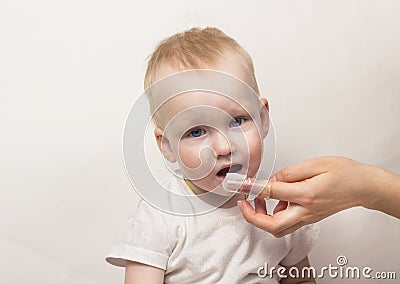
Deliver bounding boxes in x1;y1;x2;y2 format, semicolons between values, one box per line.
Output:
237;156;400;237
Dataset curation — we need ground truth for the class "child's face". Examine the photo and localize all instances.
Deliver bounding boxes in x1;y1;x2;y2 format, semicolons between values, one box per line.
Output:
153;51;269;195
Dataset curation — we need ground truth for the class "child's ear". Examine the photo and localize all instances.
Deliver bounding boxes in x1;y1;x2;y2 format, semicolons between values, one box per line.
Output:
259;98;270;138
154;127;176;163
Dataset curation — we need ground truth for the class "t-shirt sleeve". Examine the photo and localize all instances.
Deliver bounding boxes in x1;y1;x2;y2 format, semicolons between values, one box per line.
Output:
105;199;175;270
280;223;320;266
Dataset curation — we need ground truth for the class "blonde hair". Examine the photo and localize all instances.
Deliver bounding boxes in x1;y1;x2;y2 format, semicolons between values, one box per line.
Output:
144;27;259;92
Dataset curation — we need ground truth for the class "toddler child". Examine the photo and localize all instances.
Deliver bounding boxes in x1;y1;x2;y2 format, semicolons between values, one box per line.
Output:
106;27;318;284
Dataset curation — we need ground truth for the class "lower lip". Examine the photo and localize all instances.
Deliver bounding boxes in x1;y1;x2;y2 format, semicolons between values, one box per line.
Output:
217;175;226;181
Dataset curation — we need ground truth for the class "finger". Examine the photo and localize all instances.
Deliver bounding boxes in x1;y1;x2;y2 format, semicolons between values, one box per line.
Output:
275;158;327;183
268;204;310;234
238;200;301;235
259;181;306;204
273;200;288;214
255;196;267;215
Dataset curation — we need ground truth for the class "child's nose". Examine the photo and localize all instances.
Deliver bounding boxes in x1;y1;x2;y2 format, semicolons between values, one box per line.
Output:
212;131;232;157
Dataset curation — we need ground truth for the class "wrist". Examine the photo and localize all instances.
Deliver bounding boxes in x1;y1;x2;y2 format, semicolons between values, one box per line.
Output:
361;165;386;210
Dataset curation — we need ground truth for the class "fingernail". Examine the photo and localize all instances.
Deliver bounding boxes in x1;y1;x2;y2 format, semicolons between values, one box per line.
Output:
270;175;277;181
237;200;243;210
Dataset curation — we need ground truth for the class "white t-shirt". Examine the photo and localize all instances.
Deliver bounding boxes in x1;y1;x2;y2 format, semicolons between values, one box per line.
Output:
106;174;319;283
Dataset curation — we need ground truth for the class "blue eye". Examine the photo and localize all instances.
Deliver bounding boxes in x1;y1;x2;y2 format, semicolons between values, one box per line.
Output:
188;128;206;138
229;118;245;127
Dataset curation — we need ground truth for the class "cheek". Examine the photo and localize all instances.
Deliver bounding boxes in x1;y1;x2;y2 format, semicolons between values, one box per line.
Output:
178;143;202;168
246;131;263;166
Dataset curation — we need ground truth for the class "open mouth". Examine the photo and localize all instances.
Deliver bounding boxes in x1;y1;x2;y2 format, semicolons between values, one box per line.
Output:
216;164;243;178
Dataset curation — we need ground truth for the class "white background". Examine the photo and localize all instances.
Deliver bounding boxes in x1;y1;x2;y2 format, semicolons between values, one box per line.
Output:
1;1;399;283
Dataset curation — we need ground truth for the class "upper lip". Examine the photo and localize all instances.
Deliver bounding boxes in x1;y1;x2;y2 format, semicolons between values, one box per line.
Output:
216;163;233;172
216;163;243;175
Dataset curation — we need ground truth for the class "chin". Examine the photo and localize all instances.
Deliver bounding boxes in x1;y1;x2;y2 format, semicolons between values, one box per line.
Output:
213;186;234;196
